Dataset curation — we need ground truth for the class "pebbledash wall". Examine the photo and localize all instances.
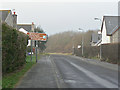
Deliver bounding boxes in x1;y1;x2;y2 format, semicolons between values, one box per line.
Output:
74;43;119;64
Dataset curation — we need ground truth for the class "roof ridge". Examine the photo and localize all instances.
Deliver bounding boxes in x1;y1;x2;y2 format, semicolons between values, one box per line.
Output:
0;10;11;11
17;24;32;25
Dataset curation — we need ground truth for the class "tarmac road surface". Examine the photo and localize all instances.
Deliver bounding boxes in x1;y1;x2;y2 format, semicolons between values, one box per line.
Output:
16;54;118;88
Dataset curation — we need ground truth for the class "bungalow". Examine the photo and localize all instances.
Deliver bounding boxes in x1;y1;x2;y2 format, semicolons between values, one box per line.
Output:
17;23;35;47
101;16;120;44
0;10;17;29
17;22;34;32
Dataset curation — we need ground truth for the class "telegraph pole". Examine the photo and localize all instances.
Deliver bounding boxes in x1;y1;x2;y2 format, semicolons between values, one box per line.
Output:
31;40;32;62
78;28;84;56
35;40;38;63
94;17;102;60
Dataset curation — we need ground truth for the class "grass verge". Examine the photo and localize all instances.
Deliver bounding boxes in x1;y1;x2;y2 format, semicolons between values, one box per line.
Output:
48;53;72;55
2;54;40;89
90;56;100;60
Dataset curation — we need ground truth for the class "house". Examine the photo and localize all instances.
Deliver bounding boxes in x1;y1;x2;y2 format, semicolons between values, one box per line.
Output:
0;10;17;29
17;22;35;47
91;30;102;46
101;16;120;44
17;22;34;32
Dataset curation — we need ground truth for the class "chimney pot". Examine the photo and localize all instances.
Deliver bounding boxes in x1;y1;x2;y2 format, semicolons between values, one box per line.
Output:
14;12;15;15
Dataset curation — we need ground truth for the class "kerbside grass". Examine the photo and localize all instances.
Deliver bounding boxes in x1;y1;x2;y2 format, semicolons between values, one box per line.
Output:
2;54;40;89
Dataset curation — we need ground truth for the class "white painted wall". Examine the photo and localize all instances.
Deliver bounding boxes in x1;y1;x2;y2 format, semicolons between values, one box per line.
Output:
27;40;31;47
101;20;111;44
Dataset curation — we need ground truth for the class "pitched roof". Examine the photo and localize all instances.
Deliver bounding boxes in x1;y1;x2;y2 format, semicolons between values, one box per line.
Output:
17;24;32;32
0;10;11;21
91;33;102;43
101;16;120;36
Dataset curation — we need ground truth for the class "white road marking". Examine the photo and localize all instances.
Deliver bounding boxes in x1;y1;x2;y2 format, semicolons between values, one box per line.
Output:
48;55;61;88
65;80;76;83
69;61;118;88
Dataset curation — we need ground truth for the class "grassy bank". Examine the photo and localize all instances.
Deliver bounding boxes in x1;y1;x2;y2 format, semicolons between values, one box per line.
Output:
2;54;40;89
48;53;72;55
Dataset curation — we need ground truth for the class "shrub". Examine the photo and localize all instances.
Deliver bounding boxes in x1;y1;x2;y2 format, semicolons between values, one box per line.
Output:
2;23;28;74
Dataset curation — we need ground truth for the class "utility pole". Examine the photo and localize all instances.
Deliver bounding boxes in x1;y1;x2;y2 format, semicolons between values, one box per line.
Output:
78;28;84;56
31;40;32;62
31;22;34;62
94;17;102;60
35;40;38;63
72;44;75;55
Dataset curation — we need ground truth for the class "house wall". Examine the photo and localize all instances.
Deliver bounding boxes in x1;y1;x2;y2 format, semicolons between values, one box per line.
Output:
111;29;120;43
102;21;111;44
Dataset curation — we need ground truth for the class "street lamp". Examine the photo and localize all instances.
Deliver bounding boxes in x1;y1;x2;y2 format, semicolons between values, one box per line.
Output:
78;28;84;56
94;17;102;60
94;18;102;21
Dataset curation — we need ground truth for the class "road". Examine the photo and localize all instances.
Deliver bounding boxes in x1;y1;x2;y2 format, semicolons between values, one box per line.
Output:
16;54;118;88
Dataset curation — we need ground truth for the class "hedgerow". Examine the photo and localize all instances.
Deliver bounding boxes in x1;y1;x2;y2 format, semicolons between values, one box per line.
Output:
2;23;28;74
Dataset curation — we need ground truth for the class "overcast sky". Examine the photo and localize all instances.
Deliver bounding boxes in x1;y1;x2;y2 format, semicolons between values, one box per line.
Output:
0;0;118;35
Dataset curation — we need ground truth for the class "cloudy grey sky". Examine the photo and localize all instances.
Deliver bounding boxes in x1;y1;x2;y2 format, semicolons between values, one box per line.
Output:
0;1;118;35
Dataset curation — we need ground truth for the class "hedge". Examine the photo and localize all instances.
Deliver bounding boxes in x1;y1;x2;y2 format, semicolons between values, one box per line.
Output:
2;23;28;74
74;46;100;58
74;43;120;64
101;43;119;64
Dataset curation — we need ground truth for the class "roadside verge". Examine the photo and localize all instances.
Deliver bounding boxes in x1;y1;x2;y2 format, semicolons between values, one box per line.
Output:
69;55;118;71
2;54;39;89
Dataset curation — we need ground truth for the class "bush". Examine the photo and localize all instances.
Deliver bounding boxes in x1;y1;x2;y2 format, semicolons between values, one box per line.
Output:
2;23;28;74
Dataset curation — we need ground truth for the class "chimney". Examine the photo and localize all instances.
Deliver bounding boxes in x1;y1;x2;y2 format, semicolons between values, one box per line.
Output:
32;22;34;32
12;11;17;30
14;11;15;15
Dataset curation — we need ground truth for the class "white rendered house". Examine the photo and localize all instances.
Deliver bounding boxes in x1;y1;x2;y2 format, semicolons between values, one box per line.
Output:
101;16;120;44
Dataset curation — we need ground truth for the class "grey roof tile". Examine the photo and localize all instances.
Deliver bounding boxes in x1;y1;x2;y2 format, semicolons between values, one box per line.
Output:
104;16;120;35
0;10;11;22
17;24;32;32
91;33;102;43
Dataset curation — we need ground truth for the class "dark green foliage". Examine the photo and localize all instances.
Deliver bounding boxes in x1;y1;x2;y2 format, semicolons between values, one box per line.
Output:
2;23;28;74
27;46;31;52
38;41;46;52
2;55;38;89
34;26;44;33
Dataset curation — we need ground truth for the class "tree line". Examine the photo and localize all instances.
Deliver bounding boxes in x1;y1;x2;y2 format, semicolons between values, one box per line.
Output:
45;30;96;53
